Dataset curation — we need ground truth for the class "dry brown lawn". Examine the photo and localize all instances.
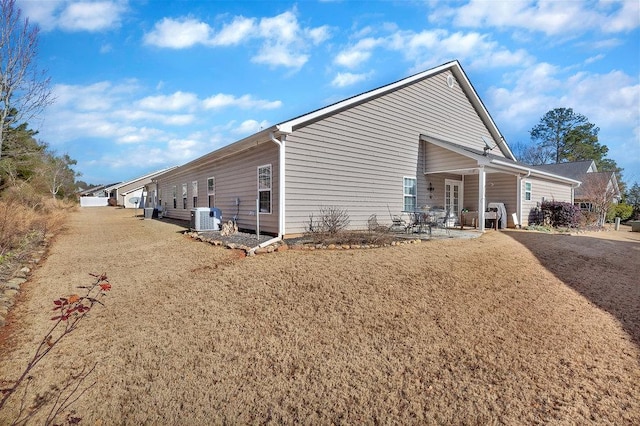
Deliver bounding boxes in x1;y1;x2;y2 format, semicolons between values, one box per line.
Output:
1;207;639;424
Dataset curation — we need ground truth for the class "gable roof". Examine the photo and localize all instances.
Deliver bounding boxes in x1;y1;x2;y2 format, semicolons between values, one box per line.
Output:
575;171;620;199
531;160;596;180
161;60;517;175
107;167;178;191
276;60;515;161
422;135;581;185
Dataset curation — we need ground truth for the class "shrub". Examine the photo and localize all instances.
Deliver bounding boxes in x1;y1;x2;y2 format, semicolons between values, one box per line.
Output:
305;206;350;236
607;203;634;222
539;201;581;228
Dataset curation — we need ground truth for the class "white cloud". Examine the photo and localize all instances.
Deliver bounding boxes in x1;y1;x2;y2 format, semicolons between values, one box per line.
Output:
54;81;121;110
202;94;282;110
334;37;382;68
487;66;640;151
59;1;126;31
232;120;270;135
306;25;331;45
252;45;309;69
144;17;212;48
331;72;373;88
432;0;639;37
585;54;605;65
258;11;300;44
334;49;372;69
143;9;330;70
211;16;256;46
601;0;640;33
137;91;199;112
18;0;126;32
116;127;166;144
334;28;533;73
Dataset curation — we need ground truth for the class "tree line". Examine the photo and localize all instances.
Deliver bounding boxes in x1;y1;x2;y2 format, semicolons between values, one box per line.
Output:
1;0;78;205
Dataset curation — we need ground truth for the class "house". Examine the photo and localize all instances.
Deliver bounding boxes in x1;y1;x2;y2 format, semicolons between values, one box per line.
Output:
532;160;621;210
532;160;621;225
106;167;177;208
152;60;579;239
77;182;121;198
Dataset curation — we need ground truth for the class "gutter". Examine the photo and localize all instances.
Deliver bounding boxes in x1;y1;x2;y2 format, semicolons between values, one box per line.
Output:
490;159;582;185
249;132;287;253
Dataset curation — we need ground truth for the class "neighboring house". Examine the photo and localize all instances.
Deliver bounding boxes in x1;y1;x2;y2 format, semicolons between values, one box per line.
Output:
77;182;121;198
107;168;177;208
152;60;579;238
532;160;621;226
532;160;621;211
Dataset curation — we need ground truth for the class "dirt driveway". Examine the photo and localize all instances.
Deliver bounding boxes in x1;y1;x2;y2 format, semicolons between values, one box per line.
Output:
1;207;639;424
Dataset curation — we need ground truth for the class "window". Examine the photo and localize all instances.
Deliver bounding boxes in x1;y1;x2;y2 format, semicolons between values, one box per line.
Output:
172;186;177;209
192;181;198;207
207;177;215;207
524;181;532;201
403;177;417;212
258;165;272;214
182;183;187;209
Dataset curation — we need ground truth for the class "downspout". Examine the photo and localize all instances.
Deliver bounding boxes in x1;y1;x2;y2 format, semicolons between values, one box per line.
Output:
570;180;581;205
251;132;286;251
518;170;531;228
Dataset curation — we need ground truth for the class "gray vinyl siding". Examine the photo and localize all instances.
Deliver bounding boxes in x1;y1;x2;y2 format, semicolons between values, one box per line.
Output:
463;174;479;212
424;143;478;172
521;177;573;226
285;70;502;234
157;142;280;234
486;174;518;228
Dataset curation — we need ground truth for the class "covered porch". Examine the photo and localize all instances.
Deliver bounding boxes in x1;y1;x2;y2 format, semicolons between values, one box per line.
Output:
417;135;527;231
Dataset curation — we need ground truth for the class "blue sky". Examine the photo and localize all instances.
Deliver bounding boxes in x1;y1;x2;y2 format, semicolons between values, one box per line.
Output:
17;0;640;186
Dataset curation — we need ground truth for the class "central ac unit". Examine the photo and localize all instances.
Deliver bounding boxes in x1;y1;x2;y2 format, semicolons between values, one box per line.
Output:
190;207;222;231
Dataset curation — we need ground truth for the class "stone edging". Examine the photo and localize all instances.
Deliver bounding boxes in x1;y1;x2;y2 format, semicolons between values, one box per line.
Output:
185;231;423;256
0;237;50;328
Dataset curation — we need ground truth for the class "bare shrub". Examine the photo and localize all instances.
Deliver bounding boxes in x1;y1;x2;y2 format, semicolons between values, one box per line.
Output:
305;205;350;236
0;195;71;260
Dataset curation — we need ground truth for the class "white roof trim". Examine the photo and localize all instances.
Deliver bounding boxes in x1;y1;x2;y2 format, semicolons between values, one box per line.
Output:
490;159;581;185
423;135;580;185
278;61;456;133
278;60;515;161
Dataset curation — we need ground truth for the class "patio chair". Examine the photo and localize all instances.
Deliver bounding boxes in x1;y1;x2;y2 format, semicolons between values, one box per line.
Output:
389;214;407;232
429;209;451;237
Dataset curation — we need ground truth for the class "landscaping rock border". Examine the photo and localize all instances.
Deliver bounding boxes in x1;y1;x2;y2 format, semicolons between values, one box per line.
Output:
0;235;51;328
185;230;424;256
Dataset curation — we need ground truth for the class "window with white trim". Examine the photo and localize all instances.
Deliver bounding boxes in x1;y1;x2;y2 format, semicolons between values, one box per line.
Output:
207;177;215;207
192;181;198;207
403;177;417;212
182;183;187;209
172;186;177;209
258;165;272;214
402;177;418;212
524;181;532;201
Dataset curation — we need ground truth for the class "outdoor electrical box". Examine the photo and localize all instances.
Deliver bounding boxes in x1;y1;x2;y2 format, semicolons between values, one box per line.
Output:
190;207;222;231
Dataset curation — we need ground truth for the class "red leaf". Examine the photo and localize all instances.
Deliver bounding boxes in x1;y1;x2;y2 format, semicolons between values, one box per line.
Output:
54;300;63;306
51;316;62;321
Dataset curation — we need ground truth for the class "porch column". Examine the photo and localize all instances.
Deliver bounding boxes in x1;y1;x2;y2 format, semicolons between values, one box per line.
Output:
478;166;486;232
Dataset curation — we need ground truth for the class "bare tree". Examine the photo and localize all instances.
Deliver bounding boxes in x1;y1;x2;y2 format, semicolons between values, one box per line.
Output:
38;151;78;200
579;172;619;227
0;0;53;159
